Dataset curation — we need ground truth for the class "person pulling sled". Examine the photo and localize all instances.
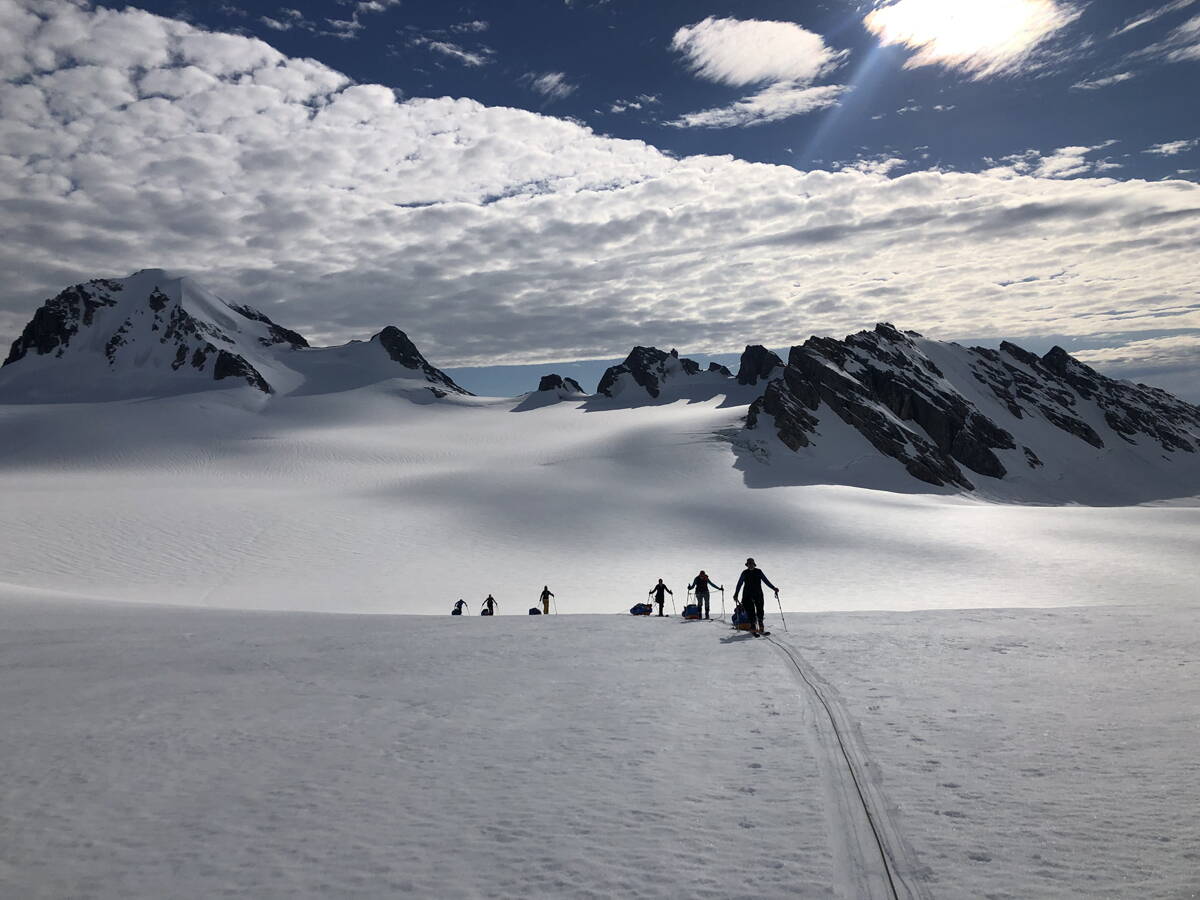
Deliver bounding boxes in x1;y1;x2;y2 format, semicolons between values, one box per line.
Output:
648;579;673;617
539;585;555;615
451;599;468;616
481;594;498;616
687;570;723;621
733;558;779;637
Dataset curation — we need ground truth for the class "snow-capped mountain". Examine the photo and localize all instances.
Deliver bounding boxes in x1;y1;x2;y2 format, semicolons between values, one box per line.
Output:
0;270;467;401
3;271;1198;503
742;323;1200;502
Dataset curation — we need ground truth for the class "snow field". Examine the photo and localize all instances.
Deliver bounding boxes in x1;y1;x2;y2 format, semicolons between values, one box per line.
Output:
0;601;846;899
775;603;1200;899
0;388;1195;615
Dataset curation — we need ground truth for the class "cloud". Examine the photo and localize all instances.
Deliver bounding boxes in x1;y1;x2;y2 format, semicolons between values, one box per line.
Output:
670;16;846;87
1073;333;1200;401
1072;71;1136;89
985;143;1122;179
864;0;1083;78
666;82;846;128
451;20;489;33
1140;12;1200;61
607;93;658;114
668;17;848;128
409;36;492;67
1;1;1198;385
838;156;909;176
1145;139;1200;156
524;71;577;100
1111;0;1199;37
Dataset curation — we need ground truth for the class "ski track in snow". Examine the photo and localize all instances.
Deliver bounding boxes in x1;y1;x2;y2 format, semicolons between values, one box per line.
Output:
3;600;1198;898
0;603;845;899
772;604;1200;900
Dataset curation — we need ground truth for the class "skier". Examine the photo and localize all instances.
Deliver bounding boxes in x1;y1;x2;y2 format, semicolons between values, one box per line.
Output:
451;599;467;616
481;594;498;616
687;570;723;620
648;579;673;617
539;585;555;615
733;558;779;636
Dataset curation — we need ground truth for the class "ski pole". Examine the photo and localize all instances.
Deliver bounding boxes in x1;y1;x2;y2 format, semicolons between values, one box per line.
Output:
670;592;677;616
720;587;725;620
775;591;788;632
553;595;559;615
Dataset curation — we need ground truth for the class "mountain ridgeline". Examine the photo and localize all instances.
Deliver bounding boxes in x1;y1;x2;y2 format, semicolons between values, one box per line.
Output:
3;271;1198;501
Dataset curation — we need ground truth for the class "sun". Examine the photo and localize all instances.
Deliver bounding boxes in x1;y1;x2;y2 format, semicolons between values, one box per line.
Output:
863;0;1081;78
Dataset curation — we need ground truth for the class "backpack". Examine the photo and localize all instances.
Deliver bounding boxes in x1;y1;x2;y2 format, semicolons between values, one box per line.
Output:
731;604;754;630
528;607;542;615
629;602;652;616
451;608;462;616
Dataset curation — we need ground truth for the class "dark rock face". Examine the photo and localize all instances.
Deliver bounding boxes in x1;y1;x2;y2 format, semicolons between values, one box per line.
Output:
746;322;1200;491
374;326;471;395
970;342;1197;454
229;303;309;349
737;345;783;386
708;362;733;378
213;350;271;393
538;374;584;393
4;283;118;365
747;324;1021;488
596;346;724;398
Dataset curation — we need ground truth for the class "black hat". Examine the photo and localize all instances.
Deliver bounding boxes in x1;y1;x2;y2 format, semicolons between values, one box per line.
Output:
745;557;756;566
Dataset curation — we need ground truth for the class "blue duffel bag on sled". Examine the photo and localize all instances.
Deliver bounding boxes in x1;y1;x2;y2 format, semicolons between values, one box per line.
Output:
630;602;652;616
731;604;754;631
682;604;701;620
529;607;542;615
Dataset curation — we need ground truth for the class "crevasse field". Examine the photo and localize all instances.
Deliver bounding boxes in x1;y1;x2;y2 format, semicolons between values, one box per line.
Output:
2;384;1198;898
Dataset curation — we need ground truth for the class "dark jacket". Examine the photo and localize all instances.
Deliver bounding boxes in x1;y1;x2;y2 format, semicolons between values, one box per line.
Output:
734;568;777;600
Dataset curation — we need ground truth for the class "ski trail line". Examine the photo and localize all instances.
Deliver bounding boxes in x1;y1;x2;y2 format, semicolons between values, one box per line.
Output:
765;634;932;900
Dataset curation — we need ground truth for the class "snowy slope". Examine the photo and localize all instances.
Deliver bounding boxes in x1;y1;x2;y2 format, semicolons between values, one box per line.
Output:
0;384;1196;614
0;270;467;402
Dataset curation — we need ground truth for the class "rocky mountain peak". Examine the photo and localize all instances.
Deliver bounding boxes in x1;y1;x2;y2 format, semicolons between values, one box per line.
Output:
736;345;783;386
537;373;584;394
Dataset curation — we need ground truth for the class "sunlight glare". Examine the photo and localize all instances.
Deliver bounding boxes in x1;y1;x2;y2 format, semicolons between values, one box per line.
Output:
864;0;1080;77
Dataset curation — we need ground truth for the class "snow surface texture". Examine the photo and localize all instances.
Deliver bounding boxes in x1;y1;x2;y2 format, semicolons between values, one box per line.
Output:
1;383;1198;613
2;599;1197;898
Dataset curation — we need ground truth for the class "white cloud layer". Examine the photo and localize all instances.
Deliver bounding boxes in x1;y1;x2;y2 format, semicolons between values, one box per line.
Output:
525;71;577;100
864;0;1083;78
1111;0;1199;37
1145;138;1200;156
666;82;847;128
668;17;848;128
670;16;846;87
1;0;1198;382
1072;71;1136;90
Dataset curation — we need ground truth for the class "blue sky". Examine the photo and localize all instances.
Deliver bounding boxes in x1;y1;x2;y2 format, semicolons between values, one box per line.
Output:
139;0;1199;180
1;0;1198;398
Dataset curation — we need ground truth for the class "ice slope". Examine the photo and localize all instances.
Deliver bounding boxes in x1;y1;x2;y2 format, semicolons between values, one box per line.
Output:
0;384;1196;614
2;598;1196;899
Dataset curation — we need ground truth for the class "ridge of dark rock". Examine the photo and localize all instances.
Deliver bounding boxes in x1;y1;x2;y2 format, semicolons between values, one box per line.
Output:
374;326;471;395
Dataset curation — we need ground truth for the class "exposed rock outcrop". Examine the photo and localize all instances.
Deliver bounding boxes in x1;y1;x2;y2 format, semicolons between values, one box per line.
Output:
373;326;470;395
537;374;584;394
596;346;732;400
745;322;1200;492
736;345;783;386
